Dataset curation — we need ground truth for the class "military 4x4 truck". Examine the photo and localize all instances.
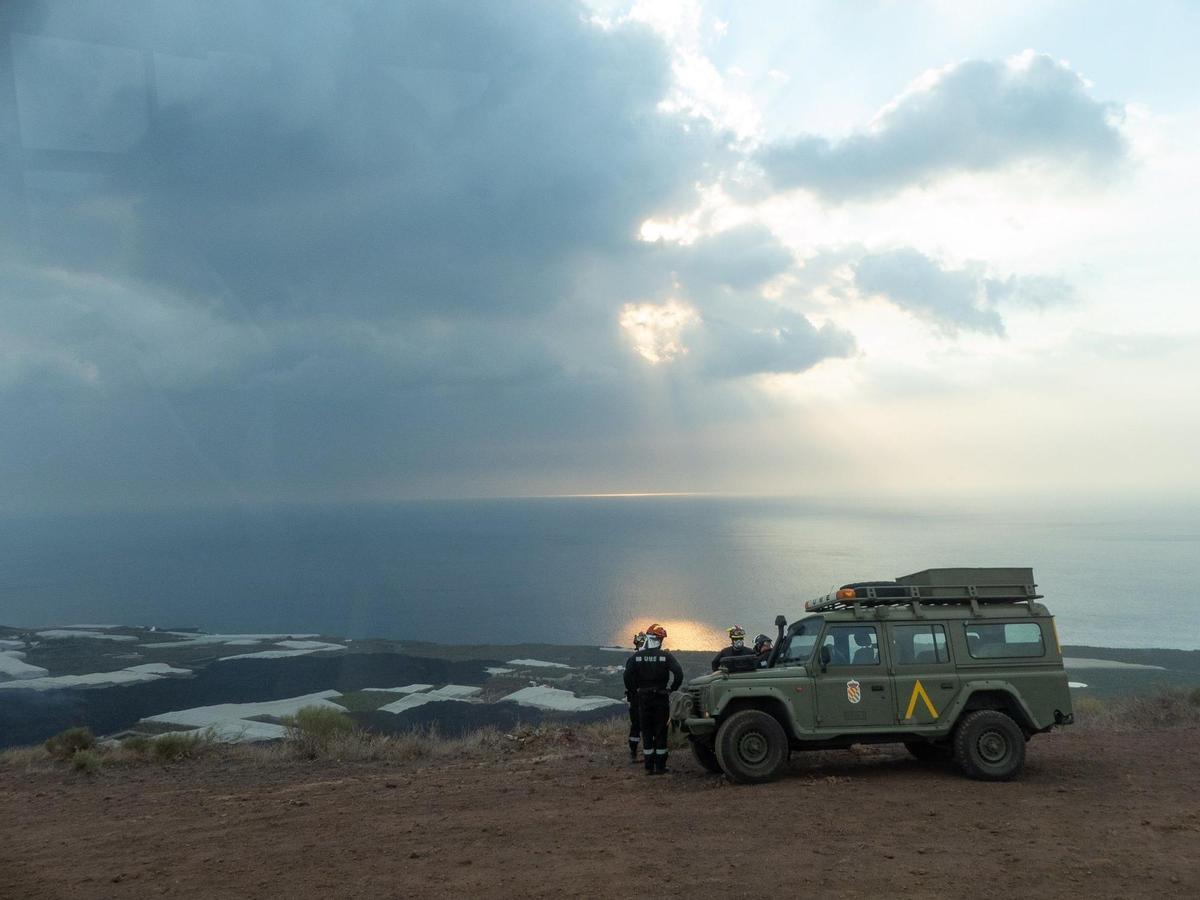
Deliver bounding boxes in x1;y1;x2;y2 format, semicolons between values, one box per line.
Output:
672;567;1073;783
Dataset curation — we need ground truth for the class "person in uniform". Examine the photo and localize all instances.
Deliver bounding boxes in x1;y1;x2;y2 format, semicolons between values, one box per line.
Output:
623;623;683;775
626;631;647;762
711;624;755;671
753;633;774;667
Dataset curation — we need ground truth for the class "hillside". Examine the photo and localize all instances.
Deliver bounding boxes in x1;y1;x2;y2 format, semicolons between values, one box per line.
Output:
1;723;1197;898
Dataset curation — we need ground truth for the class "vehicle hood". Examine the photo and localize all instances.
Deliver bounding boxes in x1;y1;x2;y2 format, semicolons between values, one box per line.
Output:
686;672;722;687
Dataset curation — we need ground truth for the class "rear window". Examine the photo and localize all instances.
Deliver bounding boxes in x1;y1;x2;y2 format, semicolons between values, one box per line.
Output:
891;624;949;665
963;622;1045;659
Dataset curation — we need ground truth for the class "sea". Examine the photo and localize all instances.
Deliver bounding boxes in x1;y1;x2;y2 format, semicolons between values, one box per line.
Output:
1;496;1197;650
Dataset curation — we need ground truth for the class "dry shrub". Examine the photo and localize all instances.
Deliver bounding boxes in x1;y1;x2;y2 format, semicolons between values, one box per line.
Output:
281;723;506;763
151;730;211;762
72;749;102;775
0;745;50;769
44;727;96;761
281;706;358;759
120;735;153;755
1074;690;1200;731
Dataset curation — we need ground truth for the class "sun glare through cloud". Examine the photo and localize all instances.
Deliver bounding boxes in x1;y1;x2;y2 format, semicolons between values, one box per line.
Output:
613;616;726;651
618;299;699;364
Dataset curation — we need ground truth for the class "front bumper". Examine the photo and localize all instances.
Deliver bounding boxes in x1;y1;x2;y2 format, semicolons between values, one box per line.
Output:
682;716;717;737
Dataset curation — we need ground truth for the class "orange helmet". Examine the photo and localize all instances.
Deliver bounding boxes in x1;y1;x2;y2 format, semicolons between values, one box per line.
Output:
646;623;667;639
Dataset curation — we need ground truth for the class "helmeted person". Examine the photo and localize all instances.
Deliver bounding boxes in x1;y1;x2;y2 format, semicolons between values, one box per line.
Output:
625;631;647;762
753;633;774;667
623;623;683;775
711;625;756;671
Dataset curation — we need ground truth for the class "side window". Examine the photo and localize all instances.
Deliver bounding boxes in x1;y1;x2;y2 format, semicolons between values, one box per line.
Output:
963;622;1045;659
820;625;879;666
891;624;949;665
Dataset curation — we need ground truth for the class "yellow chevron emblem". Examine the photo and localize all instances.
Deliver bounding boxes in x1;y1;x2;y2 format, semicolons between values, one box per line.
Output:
904;679;939;720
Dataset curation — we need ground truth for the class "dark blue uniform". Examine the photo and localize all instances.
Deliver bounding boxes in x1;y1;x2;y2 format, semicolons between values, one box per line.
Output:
711;643;756;671
623;644;683;773
626;680;641;760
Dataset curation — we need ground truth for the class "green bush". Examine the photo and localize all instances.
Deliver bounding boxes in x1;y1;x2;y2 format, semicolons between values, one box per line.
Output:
151;731;209;762
284;706;355;741
71;749;102;775
44;727;96;761
120;735;152;754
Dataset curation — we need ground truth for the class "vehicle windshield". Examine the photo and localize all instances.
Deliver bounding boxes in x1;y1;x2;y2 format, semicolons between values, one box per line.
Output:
779;616;823;665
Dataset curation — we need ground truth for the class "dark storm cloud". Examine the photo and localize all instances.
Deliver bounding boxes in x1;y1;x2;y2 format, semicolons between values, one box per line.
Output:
854;248;1071;336
758;52;1126;201
0;0;856;507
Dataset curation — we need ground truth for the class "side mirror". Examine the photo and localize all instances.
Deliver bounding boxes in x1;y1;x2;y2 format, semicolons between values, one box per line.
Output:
819;645;831;673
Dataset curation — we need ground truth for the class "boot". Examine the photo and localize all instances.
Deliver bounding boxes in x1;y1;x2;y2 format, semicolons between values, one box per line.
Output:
628;739;639;763
655;753;668;774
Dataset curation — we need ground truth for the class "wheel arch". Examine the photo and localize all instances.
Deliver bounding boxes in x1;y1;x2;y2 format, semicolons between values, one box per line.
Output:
956;686;1037;734
716;694;796;740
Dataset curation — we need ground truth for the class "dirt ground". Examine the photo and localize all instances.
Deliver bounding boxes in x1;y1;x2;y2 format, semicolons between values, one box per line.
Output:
2;728;1198;899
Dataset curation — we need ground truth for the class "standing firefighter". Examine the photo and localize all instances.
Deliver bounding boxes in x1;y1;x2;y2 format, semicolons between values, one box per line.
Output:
626;631;647;762
623;623;683;775
711;625;755;671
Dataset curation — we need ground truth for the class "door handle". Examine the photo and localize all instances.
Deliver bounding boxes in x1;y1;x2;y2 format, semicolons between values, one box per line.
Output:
940;682;954;689
870;685;884;692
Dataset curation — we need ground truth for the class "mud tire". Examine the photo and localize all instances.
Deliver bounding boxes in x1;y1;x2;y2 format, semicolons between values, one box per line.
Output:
953;710;1026;781
714;710;788;784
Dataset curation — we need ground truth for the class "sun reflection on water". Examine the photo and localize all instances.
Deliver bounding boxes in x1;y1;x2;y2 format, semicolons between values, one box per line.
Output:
612;617;725;651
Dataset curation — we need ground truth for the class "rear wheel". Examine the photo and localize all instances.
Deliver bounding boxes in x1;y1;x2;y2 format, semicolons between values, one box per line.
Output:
714;710;788;784
953;710;1026;781
689;737;723;774
904;740;953;762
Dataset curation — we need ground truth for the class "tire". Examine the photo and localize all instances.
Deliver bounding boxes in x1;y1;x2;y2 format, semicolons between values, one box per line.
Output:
689;737;723;774
953;710;1026;781
714;710;788;784
904;740;952;762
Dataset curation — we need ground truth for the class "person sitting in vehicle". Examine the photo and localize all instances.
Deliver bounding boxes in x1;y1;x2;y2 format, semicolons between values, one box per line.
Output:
753;633;773;667
851;628;878;664
712;625;756;670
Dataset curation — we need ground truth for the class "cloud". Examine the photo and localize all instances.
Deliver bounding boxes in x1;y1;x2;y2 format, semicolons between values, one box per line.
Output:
692;309;856;378
0;0;862;508
759;51;1126;201
853;248;1071;336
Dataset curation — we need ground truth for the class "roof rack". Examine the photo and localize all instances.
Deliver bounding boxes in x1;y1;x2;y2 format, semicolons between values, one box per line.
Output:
804;567;1042;615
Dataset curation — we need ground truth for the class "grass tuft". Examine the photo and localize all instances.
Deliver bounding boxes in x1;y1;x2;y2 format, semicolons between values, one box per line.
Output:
150;730;211;762
1073;689;1200;731
72;749;102;775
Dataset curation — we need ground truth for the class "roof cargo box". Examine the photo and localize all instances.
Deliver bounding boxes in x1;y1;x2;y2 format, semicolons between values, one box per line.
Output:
897;567;1035;599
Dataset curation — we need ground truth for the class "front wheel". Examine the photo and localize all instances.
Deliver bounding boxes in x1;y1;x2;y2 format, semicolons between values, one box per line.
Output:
689;737;723;774
714;710;788;784
953;710;1026;781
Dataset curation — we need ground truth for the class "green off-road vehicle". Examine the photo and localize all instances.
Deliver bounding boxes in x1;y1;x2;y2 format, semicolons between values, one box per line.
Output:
672;567;1073;783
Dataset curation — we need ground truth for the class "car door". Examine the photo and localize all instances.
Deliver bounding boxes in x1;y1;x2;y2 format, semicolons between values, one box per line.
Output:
813;623;896;730
888;622;959;730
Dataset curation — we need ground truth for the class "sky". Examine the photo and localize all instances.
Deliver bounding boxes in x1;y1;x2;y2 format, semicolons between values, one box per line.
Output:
1;0;1198;511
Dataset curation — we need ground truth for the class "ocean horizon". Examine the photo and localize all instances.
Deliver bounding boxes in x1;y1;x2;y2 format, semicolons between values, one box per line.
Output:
2;496;1197;650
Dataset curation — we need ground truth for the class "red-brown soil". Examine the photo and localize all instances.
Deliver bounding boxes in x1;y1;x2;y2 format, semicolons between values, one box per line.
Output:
2;729;1198;899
